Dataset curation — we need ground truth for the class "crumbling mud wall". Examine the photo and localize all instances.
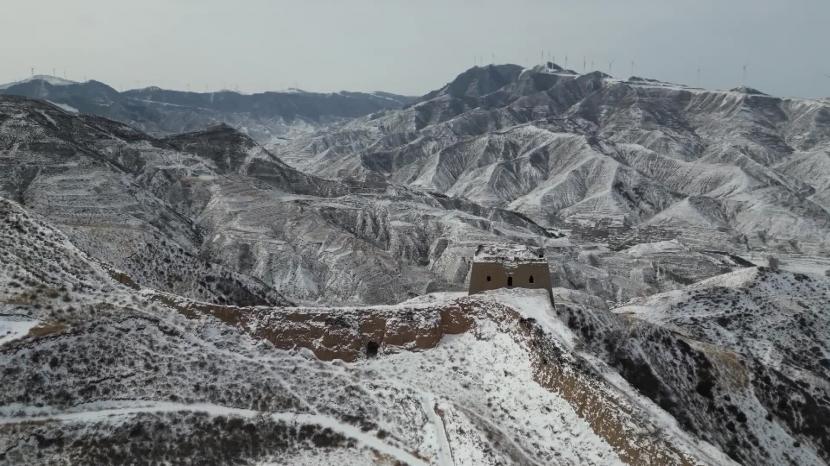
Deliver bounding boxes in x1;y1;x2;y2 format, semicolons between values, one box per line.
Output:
172;299;475;362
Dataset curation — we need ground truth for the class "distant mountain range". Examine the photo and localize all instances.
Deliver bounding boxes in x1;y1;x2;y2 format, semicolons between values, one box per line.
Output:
0;75;415;144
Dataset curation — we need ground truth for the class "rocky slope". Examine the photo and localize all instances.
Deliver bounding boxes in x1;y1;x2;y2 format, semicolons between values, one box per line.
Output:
557;265;830;465
0;76;414;144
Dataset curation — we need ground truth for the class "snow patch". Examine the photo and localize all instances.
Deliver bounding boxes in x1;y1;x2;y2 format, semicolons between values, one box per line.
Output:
0;318;39;345
484;288;577;350
47;100;79;113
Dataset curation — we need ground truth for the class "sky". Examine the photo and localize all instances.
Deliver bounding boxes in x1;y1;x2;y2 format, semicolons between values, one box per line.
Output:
0;0;827;98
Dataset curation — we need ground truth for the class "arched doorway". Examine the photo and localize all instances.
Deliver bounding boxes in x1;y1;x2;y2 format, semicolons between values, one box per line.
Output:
366;341;379;357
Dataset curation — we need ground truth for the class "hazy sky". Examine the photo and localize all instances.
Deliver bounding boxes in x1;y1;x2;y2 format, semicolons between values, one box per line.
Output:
1;0;827;98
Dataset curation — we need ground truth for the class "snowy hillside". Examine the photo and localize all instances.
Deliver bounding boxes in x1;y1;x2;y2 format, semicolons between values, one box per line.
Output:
5;197;828;463
272;63;830;254
1;199;740;464
1;61;829;465
558;266;830;464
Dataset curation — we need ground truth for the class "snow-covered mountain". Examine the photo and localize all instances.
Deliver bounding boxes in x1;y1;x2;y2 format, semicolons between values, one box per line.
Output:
2;61;830;465
273;63;830;254
0;76;415;144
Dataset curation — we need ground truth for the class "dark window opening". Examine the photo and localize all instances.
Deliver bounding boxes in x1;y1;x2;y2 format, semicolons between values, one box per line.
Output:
486;275;491;282
507;276;513;287
529;275;534;284
366;341;379;357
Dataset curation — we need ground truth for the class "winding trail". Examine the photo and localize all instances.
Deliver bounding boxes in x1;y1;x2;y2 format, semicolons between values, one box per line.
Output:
418;393;454;466
0;401;428;466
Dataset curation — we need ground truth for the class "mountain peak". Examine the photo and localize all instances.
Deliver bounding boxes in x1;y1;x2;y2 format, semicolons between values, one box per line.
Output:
421;63;524;101
730;85;768;96
167;122;253;147
545;61;564;72
0;74;78;90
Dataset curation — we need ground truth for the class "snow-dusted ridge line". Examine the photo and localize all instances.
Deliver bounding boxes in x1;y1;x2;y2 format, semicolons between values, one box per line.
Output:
0;401;428;466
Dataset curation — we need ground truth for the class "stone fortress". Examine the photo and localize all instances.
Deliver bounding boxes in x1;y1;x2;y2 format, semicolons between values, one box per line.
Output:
468;244;553;303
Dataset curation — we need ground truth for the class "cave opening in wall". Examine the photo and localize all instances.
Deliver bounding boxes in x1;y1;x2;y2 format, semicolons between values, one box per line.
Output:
529;275;534;284
486;275;491;282
366;341;379;357
507;276;513;287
